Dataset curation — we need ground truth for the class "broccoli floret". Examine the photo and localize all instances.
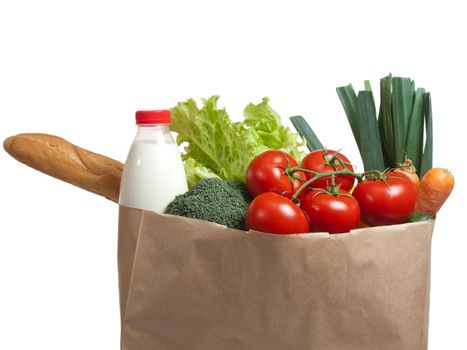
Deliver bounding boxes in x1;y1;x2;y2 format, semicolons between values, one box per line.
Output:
165;178;251;230
225;180;253;203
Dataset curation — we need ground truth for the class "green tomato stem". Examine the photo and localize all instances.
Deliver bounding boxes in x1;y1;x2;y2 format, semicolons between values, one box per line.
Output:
289;167;385;202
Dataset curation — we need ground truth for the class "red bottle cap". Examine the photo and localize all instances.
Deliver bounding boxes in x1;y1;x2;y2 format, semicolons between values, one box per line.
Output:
135;110;171;125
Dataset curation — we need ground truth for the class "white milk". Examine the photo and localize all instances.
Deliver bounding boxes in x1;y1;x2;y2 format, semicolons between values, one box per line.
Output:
119;112;188;213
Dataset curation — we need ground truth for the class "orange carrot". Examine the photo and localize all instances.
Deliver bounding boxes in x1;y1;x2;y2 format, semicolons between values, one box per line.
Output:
416;168;454;217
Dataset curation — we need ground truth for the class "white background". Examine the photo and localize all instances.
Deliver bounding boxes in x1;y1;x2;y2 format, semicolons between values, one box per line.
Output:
0;1;465;349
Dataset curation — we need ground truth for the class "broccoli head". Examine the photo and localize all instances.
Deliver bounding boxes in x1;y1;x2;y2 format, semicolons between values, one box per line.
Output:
165;178;251;230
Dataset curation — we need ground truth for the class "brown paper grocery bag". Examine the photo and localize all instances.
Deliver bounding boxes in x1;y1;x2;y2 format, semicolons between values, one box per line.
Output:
118;206;435;350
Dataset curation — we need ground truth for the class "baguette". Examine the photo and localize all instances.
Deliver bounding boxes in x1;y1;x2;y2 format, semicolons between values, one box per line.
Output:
3;133;123;203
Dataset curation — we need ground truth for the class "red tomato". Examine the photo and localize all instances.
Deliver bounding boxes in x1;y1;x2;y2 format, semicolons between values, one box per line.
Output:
246;192;309;234
246;150;306;198
301;149;355;191
352;171;418;226
300;190;360;233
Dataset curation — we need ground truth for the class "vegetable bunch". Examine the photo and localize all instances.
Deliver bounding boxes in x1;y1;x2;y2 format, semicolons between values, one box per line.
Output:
244;149;419;234
165;178;251;229
169;96;305;187
166;75;453;233
337;75;433;177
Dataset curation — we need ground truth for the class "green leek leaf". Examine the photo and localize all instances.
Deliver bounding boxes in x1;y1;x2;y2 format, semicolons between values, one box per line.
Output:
378;75;395;167
336;84;361;152
406;88;425;174
420;93;433;177
391;77;415;164
290;115;324;151
357;91;385;171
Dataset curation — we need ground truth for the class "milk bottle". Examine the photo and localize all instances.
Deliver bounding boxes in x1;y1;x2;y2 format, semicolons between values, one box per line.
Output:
119;110;188;213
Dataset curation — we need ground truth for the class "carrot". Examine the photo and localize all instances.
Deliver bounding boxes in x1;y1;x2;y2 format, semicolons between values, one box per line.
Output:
415;168;454;217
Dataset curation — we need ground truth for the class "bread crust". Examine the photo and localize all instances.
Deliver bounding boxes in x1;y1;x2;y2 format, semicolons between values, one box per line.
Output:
4;133;123;203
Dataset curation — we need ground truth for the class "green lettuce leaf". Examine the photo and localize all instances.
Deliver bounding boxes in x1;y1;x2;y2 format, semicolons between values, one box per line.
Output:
243;97;306;160
170;96;251;181
231;121;270;157
170;96;306;185
183;157;220;188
